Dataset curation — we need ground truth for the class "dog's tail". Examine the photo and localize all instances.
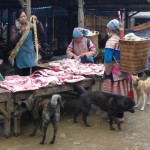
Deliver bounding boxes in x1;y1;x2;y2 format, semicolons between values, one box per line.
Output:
72;84;86;96
51;94;64;108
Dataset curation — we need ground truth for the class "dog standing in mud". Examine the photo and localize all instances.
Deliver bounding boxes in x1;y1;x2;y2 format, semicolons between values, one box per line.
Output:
73;84;135;130
132;75;150;110
14;94;64;144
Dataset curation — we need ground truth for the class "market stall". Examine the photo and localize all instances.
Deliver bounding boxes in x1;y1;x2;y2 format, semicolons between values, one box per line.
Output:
0;59;104;137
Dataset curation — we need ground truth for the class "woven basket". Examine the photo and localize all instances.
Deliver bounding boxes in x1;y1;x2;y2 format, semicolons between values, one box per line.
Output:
86;31;99;56
119;39;150;73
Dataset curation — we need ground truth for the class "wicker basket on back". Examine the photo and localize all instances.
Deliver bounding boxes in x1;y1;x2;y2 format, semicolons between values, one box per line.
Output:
119;39;150;73
86;31;99;56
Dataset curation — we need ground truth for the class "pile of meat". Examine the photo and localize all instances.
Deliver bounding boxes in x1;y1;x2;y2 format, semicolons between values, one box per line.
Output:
48;59;104;76
0;59;104;92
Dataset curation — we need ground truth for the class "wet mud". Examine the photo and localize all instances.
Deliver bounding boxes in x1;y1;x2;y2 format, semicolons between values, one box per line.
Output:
0;83;150;150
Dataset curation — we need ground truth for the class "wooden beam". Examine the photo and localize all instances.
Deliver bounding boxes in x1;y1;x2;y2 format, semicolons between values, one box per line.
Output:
85;4;150;11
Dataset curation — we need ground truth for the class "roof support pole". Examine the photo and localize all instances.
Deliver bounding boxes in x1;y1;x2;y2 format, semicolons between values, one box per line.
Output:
18;0;26;8
0;10;3;38
7;8;13;45
52;0;55;43
24;0;31;20
0;9;2;22
125;10;129;29
122;11;125;29
18;0;31;19
78;0;84;27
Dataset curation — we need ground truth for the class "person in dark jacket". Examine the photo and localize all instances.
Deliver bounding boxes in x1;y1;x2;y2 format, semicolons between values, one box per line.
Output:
10;9;44;76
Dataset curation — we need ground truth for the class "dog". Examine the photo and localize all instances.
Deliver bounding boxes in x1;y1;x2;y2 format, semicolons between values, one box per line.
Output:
14;94;64;144
73;84;135;130
132;75;150;110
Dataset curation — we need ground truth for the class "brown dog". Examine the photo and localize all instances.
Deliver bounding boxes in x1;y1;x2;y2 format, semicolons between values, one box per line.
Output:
14;94;64;144
132;75;150;110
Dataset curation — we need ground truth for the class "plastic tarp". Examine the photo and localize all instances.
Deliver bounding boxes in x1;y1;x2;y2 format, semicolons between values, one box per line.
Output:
0;73;4;81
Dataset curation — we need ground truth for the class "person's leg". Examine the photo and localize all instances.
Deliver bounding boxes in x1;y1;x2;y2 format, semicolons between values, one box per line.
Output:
22;68;31;76
14;63;23;76
138;71;145;77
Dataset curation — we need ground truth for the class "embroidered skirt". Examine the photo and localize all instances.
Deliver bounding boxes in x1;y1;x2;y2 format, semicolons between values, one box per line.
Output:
101;76;134;99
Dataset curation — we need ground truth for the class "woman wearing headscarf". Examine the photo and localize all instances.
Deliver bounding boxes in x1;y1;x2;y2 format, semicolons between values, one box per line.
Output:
101;19;134;121
66;27;97;63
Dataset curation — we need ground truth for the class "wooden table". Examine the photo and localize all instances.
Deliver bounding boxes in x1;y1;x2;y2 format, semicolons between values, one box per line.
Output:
0;78;94;137
0;88;12;137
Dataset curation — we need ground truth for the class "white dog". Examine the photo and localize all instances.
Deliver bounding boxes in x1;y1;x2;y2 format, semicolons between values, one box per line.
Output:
132;75;150;110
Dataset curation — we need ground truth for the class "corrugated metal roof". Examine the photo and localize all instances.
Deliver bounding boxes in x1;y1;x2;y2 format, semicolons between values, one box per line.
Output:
133;12;150;18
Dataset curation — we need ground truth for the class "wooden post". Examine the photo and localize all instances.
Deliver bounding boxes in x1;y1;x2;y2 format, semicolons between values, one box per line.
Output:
4;99;15;137
7;8;13;45
14;116;20;136
68;9;73;41
0;10;2;38
18;0;31;19
78;0;84;27
122;11;125;29
125;10;129;29
18;0;26;8
52;2;55;43
0;10;2;22
24;0;31;20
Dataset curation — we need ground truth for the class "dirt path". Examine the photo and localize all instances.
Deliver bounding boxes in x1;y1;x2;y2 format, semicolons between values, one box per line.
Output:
0;98;150;150
0;82;150;150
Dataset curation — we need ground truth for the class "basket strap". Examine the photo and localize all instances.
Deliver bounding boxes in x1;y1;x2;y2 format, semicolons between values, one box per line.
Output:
87;38;90;50
113;55;119;65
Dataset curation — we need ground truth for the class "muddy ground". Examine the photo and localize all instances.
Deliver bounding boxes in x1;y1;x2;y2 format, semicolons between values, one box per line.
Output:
0;83;150;150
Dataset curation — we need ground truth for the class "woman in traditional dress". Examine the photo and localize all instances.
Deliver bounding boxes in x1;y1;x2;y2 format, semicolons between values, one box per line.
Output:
101;19;134;121
10;9;44;76
66;27;97;63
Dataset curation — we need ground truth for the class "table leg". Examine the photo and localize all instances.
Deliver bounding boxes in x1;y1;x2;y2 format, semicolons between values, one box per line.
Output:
3;102;11;138
4;99;15;137
14;117;20;136
4;115;11;137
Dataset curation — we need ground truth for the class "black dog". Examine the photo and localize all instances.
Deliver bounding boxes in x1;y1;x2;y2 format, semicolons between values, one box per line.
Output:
73;84;135;130
14;94;64;144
